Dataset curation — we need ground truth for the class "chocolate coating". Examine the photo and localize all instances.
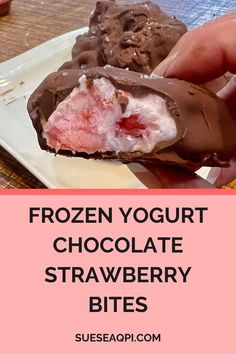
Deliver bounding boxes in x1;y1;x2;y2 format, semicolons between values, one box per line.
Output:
59;33;104;71
63;0;187;74
27;67;236;168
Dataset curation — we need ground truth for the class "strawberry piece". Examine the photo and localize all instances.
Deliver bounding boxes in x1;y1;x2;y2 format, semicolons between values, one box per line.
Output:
118;114;146;137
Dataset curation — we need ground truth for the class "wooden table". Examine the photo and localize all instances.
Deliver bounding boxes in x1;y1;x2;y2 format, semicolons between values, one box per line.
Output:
0;0;236;188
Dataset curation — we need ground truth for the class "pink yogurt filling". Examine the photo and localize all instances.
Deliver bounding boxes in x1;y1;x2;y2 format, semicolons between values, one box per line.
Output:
43;75;177;154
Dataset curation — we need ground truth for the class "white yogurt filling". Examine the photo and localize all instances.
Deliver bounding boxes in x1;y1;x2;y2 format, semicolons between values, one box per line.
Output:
43;76;177;154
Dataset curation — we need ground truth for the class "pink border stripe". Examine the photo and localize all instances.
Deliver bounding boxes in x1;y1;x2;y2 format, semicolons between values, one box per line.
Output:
0;189;236;195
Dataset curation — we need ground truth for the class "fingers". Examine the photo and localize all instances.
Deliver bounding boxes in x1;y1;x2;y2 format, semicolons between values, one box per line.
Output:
217;75;236;118
154;12;236;84
207;157;236;187
150;13;236;189
129;163;215;189
202;73;232;94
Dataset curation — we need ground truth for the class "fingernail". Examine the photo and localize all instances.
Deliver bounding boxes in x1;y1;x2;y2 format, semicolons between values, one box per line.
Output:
217;74;236;98
153;51;179;77
206;167;221;184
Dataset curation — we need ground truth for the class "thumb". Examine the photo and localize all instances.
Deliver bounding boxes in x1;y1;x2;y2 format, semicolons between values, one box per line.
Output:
207;157;236;187
218;75;236;118
154;12;236;83
128;163;215;189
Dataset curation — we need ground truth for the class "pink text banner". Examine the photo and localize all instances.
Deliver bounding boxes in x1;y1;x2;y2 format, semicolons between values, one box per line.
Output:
0;193;235;353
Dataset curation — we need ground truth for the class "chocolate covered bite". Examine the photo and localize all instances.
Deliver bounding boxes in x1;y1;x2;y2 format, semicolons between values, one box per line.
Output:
59;32;104;71
62;0;187;74
27;67;236;168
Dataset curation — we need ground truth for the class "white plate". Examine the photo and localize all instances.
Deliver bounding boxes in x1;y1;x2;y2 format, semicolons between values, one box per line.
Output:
0;28;210;188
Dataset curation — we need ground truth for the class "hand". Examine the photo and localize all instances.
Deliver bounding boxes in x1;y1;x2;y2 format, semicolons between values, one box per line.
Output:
128;163;215;189
153;12;236;187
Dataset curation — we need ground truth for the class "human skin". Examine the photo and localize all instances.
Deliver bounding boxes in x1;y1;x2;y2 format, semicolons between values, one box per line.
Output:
147;12;236;188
